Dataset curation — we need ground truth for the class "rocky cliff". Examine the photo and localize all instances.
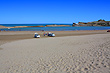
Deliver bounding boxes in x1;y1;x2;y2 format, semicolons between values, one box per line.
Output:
73;19;110;26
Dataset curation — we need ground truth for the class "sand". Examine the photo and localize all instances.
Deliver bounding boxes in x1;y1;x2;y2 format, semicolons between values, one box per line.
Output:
0;30;110;73
0;30;107;45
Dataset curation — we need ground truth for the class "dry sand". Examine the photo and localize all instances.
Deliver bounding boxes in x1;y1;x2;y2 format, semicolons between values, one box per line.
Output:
0;30;107;45
0;30;110;73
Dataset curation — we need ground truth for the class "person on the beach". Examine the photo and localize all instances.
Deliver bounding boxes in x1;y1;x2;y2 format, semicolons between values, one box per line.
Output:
45;32;47;36
43;33;45;36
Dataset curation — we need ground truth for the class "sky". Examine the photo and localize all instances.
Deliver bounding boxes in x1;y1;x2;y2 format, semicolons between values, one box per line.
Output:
0;0;110;24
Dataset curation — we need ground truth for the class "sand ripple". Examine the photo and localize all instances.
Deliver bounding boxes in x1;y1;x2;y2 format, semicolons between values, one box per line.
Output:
0;34;110;73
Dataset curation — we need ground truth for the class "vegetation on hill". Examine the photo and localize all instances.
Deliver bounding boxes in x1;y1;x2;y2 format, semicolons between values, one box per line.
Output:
73;19;110;26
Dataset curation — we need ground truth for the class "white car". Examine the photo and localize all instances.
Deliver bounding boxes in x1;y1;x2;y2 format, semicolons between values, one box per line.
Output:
48;32;55;37
51;33;55;37
34;33;40;38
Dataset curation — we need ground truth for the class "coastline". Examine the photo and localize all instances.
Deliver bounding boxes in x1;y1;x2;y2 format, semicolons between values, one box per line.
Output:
1;24;110;31
0;24;71;29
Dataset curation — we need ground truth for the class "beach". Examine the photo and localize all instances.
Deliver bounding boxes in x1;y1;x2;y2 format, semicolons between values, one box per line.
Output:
0;30;107;45
0;30;110;73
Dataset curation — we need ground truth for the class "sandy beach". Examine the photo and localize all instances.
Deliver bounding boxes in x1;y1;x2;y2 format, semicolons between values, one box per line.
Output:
0;30;107;45
0;30;110;73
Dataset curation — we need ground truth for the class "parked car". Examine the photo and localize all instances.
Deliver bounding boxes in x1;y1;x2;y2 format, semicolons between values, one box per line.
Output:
107;30;110;32
34;33;40;38
48;32;55;37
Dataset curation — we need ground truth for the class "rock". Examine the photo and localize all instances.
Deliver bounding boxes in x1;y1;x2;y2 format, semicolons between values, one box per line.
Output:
73;19;110;26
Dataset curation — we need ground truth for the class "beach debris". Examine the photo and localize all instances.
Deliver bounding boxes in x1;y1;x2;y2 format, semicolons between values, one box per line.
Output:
34;33;40;38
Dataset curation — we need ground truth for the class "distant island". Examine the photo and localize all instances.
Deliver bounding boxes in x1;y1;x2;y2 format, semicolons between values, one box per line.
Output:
73;19;110;26
45;24;70;27
0;25;45;29
0;24;71;29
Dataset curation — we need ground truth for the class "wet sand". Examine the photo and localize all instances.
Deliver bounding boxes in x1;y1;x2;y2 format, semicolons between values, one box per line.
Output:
0;30;110;73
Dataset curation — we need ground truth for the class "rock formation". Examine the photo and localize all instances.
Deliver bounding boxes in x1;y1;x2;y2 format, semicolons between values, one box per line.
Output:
73;19;110;26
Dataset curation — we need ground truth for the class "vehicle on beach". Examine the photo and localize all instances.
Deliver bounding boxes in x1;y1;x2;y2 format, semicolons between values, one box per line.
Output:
48;32;55;37
107;30;110;32
34;33;40;38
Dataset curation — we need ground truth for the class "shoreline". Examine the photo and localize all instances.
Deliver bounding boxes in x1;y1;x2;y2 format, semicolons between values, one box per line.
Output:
0;25;110;31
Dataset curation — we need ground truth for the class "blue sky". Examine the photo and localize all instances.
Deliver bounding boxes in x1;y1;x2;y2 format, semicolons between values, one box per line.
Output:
0;0;110;24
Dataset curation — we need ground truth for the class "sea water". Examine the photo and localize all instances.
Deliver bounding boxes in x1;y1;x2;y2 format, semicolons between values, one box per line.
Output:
0;24;110;31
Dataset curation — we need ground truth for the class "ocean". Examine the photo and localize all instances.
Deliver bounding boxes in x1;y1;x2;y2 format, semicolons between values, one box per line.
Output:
0;24;110;31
